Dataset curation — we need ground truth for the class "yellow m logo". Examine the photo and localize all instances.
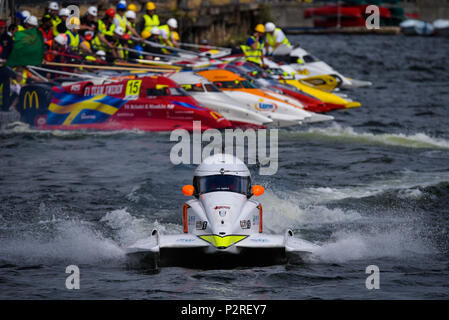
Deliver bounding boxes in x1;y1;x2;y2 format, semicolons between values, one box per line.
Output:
24;91;39;109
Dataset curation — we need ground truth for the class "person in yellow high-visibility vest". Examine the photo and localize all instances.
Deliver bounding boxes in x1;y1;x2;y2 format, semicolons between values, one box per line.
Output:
141;2;160;33
47;2;61;33
240;24;266;67
113;2;142;41
159;18;179;50
125;10;137;45
264;22;291;55
65;17;88;54
95;9;116;53
17;11;30;31
53;8;69;37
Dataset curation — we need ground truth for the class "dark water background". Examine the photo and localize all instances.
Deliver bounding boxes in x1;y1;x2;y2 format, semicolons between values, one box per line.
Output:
1;34;448;299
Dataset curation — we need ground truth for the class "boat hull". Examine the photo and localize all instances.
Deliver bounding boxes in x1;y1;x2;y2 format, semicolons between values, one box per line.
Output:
17;77;233;132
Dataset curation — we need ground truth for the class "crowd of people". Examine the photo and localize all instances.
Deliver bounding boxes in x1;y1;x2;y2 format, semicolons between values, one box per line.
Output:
0;0;292;111
4;1;181;63
241;22;292;68
0;1;182;110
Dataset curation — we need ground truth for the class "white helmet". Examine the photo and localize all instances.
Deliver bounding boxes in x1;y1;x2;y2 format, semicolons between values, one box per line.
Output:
114;25;125;36
150;27;161;36
194;154;250;177
21;10;31;20
167;18;178;29
87;6;98;17
265;22;275;33
49;2;59;11
25;15;38;27
54;34;67;46
125;10;136;20
96;50;106;56
193;154;251;196
59;8;69;17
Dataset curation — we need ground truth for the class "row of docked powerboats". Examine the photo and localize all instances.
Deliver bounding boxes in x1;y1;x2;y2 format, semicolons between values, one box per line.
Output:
16;43;370;131
400;19;449;36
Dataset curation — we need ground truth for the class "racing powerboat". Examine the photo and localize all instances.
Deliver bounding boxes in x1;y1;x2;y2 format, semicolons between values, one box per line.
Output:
17;75;232;131
258;60;361;110
433;19;449;37
219;62;335;120
282;46;372;89
125;153;320;269
167;71;273;129
196;69;319;127
400;19;435;36
223;60;333;113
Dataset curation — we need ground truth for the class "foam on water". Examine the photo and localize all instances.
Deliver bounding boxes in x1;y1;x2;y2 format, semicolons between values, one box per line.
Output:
100;208;182;246
283;123;449;149
297;169;449;204
310;227;435;263
259;190;362;233
0;220;125;265
0;122;168;138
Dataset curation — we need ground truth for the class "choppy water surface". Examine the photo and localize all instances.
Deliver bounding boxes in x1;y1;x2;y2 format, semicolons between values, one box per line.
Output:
1;35;448;299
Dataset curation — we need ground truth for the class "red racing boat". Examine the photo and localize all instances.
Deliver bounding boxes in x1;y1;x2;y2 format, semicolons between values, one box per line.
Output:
17;75;232;131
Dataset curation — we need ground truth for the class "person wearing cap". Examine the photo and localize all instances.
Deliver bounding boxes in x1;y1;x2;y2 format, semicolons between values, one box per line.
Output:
65;17;83;53
53;8;69;36
159;18;179;49
80;31;94;53
95;9;116;53
80;6;97;38
44;33;71;77
140;26;163;59
241;24;266;67
47;2;62;32
264;22;291;55
111;26;130;61
113;2;141;41
24;16;39;30
45;33;67;62
141;2;160;34
125;10;137;46
39;14;54;43
17;11;30;32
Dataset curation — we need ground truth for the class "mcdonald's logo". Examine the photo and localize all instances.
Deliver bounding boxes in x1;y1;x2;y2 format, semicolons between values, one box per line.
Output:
24;91;39;109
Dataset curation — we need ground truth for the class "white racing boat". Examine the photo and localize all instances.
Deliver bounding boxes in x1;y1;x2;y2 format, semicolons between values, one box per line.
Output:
222;62;334;123
167;71;273;128
400;19;435;36
285;46;372;89
433;19;449;37
196;69;317;128
125;154;320;269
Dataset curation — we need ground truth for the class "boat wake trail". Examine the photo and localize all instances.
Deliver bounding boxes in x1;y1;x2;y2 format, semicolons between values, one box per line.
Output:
283;123;449;149
309;228;436;264
0;219;125;266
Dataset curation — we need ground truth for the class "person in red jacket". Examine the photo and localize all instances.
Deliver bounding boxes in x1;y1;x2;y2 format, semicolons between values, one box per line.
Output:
39;14;54;43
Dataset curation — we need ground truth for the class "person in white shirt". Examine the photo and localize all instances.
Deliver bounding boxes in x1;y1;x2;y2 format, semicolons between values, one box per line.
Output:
264;22;291;55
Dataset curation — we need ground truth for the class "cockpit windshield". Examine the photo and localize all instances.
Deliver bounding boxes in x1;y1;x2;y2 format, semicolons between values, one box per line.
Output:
193;175;251;196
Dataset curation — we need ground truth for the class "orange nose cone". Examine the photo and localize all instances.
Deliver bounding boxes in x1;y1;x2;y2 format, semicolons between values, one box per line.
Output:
182;185;194;196
252;185;264;196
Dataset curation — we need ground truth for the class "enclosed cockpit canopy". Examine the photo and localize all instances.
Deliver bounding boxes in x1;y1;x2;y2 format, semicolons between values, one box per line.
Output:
193;154;251;196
